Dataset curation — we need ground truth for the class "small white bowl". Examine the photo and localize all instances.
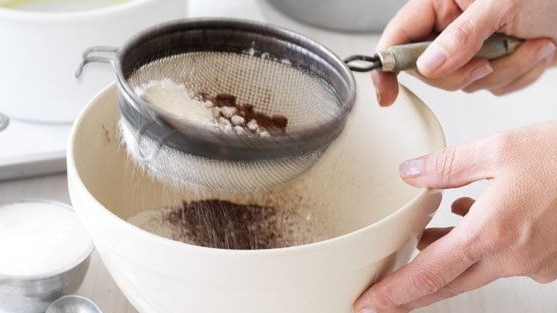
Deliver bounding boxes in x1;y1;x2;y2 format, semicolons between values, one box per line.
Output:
0;200;94;313
0;0;187;123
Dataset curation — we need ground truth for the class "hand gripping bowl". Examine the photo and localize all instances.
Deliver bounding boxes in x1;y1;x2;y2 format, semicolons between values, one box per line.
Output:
67;77;445;313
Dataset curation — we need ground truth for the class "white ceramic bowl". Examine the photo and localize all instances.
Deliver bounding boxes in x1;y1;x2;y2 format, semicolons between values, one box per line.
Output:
67;77;445;313
0;0;186;123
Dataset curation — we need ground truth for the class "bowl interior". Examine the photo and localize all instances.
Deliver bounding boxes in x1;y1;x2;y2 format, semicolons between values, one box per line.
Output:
70;76;444;248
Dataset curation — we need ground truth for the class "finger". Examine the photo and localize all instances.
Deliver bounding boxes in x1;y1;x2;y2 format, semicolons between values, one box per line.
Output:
489;56;555;95
375;0;440;49
419;197;476;253
418;227;453;250
397;262;499;311
354;227;481;312
398;139;496;189
407;58;492;91
372;0;446;106
463;39;556;93
371;71;399;106
417;0;506;77
451;197;476;216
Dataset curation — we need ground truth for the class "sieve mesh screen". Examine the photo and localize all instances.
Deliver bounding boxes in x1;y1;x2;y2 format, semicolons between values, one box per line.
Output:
127;51;342;132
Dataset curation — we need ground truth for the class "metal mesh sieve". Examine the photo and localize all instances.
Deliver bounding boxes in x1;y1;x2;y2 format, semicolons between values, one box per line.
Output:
77;19;356;193
127;51;342;134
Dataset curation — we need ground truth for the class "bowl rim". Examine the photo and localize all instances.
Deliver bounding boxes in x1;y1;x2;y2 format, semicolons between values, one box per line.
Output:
0;199;94;280
68;83;446;257
0;0;167;20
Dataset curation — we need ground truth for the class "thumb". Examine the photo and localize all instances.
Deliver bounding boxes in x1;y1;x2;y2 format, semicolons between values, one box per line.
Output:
399;140;495;189
417;0;501;78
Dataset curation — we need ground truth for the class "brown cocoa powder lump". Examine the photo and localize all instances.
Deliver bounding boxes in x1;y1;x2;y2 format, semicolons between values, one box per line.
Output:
203;92;288;135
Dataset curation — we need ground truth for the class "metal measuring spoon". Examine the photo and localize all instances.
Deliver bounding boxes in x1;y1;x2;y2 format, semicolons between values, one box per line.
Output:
45;295;103;313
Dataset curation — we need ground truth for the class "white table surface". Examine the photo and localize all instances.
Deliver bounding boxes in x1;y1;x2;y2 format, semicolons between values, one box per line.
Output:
2;1;557;312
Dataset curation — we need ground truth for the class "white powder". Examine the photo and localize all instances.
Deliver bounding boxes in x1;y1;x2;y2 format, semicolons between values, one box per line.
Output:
0;201;93;277
127;207;175;240
134;78;281;137
134;78;216;128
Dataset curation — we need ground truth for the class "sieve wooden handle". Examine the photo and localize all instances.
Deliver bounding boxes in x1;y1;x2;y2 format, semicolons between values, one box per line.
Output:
345;33;523;72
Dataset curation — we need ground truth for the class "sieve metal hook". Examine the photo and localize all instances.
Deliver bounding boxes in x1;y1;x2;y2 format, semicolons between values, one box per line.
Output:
344;55;382;72
75;46;118;78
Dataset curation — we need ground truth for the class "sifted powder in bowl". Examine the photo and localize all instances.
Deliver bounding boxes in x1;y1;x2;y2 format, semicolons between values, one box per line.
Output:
128;199;327;250
0;201;93;277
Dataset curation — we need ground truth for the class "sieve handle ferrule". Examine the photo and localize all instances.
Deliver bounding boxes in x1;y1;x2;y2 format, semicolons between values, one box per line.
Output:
75;46;118;78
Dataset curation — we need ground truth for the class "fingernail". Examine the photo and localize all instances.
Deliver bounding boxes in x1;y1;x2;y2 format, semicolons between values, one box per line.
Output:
468;64;493;82
399;158;424;177
358;309;377;313
374;85;384;106
536;42;557;61
376;90;386;107
417;44;447;73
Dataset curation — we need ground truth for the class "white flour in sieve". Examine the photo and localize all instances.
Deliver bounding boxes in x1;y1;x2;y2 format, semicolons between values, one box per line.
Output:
0;201;92;276
134;78;216;128
134;78;286;137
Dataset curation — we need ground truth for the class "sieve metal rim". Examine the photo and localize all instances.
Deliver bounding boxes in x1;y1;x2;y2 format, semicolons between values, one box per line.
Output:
116;18;356;161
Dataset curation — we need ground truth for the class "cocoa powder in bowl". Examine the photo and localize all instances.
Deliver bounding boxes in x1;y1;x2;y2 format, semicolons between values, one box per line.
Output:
129;199;327;250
